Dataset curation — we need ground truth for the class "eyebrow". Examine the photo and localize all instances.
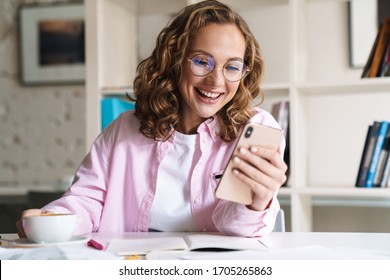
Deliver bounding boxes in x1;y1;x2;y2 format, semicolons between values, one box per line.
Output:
189;50;244;62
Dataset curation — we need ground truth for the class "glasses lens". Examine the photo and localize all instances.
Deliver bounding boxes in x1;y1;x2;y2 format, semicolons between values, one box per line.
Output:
190;55;214;76
223;60;247;82
188;54;247;82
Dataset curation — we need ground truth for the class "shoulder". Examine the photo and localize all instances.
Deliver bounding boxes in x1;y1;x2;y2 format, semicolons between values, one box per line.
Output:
115;110;139;126
250;107;281;130
97;110;144;146
103;110;139;134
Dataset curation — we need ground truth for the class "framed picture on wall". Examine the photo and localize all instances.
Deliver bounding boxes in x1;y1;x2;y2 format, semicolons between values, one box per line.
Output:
18;2;85;85
348;0;378;68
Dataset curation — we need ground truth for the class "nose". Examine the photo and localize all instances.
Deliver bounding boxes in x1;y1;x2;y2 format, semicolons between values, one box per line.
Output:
206;65;225;85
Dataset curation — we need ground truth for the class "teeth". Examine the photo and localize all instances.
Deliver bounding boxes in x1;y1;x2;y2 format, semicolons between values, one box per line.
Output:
198;89;221;99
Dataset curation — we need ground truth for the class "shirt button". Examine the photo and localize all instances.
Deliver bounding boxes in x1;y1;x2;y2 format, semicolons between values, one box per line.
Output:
194;199;200;204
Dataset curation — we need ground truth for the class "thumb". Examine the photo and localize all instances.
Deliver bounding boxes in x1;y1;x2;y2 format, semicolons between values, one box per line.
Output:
16;209;51;238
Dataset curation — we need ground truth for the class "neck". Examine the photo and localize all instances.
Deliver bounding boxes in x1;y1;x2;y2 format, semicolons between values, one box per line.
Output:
176;123;199;135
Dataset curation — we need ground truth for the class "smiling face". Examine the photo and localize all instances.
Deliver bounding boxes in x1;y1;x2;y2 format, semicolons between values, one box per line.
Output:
177;23;246;134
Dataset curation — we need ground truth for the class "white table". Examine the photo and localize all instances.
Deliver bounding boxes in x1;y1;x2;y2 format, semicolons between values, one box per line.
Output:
261;232;390;251
2;232;390;259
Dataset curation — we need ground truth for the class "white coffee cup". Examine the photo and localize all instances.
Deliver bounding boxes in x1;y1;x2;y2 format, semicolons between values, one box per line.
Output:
22;213;78;243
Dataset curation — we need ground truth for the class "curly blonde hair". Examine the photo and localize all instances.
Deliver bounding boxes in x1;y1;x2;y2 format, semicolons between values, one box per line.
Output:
131;0;264;142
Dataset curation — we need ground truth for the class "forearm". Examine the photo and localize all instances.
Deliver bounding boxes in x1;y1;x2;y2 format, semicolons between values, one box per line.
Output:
43;194;103;235
212;197;280;237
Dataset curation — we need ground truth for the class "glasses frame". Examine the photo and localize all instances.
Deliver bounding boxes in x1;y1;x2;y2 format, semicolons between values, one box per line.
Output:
186;54;250;82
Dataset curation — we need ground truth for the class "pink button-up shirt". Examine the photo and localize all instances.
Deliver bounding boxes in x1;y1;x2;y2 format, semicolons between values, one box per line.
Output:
44;108;284;237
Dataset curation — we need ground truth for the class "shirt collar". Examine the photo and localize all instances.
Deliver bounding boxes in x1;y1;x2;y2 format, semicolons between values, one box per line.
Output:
197;116;220;143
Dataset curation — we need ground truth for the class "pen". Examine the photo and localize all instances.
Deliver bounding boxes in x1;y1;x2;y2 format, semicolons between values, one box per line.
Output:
124;255;142;260
87;239;104;250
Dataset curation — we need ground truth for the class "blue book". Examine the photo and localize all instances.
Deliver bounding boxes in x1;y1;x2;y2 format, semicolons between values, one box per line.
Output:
365;121;390;188
101;97;135;130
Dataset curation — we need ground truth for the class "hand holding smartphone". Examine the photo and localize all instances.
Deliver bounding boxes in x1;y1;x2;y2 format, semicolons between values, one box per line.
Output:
215;123;284;205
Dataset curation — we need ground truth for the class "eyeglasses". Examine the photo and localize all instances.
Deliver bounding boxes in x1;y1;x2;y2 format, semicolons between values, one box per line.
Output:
186;54;250;82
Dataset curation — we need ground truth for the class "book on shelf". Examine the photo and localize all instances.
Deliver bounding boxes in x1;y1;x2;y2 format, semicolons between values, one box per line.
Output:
271;101;290;186
365;17;390;78
374;129;390;187
355;124;374;187
365;121;389;188
101;97;135;130
378;34;390;77
361;26;380;78
271;101;289;138
379;143;390;188
356;121;390;188
105;234;268;256
355;122;380;187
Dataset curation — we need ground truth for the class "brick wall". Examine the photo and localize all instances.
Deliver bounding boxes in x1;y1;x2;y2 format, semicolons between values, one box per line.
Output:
0;0;86;186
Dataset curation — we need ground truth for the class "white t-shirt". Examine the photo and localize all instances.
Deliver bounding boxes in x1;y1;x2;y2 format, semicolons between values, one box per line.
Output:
149;131;199;231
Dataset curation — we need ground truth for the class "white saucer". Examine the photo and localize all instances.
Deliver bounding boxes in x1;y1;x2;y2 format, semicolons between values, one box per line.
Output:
9;236;89;248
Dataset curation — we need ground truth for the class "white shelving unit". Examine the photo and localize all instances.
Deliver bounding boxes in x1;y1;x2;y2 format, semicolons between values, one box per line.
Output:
85;0;390;232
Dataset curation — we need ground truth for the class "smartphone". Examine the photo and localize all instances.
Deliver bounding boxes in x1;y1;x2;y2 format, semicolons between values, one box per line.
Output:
215;122;284;205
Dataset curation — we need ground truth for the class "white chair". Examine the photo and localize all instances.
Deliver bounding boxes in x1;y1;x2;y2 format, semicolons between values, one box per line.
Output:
272;209;286;232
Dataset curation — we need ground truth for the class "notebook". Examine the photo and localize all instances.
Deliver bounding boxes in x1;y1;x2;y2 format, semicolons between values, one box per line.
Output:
105;234;268;255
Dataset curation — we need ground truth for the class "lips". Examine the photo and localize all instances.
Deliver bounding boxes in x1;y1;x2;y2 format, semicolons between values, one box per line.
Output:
196;88;222;99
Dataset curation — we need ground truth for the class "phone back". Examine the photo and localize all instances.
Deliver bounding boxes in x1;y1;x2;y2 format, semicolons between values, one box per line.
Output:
215;123;284;205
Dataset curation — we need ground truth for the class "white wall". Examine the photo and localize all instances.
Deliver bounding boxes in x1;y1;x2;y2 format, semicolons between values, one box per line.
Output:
0;0;85;185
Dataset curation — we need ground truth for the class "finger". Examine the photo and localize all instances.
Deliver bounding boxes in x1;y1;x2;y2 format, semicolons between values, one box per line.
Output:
16;219;26;238
16;209;45;238
232;167;265;192
232;153;281;209
233;155;273;187
22;209;44;217
250;146;286;168
235;147;286;186
232;168;275;209
249;146;288;176
232;159;282;203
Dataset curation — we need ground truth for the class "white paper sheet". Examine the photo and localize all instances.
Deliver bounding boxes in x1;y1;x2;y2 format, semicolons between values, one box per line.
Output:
0;246;122;260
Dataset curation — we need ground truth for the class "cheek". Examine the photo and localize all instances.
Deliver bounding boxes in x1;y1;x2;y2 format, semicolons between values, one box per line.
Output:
181;63;198;83
178;72;202;95
221;84;240;107
226;83;240;99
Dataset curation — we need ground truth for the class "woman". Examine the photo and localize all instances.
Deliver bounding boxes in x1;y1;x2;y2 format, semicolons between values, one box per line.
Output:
17;0;287;237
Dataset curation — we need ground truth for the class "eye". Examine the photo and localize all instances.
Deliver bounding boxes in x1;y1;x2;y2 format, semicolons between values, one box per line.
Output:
225;61;243;73
193;56;211;68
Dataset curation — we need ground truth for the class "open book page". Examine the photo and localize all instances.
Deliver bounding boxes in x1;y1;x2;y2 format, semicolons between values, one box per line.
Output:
105;234;268;256
146;250;267;260
186;234;267;251
106;236;187;255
